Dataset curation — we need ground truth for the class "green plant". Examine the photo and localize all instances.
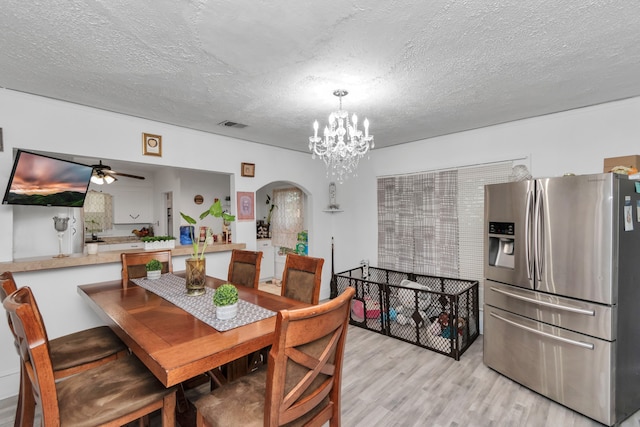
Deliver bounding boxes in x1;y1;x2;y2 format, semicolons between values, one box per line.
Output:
180;199;236;260
145;259;163;271
141;235;176;242
213;284;239;306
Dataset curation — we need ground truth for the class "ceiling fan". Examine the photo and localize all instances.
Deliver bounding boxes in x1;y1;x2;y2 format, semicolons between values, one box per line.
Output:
90;160;145;185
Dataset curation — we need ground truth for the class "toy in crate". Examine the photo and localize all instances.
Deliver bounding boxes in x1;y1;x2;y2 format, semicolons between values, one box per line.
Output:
350;296;381;322
426;312;468;350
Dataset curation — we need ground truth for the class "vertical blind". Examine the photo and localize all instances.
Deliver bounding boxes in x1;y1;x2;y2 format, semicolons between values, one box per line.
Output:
377;162;517;292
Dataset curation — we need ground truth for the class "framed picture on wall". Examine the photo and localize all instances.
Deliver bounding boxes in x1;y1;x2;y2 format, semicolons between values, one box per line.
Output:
143;133;162;156
241;162;255;177
237;191;255;221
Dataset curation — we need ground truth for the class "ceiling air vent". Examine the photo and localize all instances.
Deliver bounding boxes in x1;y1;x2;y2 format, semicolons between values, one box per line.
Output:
218;120;248;129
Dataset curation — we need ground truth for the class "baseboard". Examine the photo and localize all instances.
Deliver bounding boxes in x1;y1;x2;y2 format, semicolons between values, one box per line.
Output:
0;370;19;400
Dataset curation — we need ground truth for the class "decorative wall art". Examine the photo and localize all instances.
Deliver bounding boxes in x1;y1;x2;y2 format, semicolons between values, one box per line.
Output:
241;162;255;177
143;133;162;156
237;191;255;221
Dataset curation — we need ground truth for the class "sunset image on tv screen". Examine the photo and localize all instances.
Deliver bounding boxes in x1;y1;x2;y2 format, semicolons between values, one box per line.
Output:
3;151;93;207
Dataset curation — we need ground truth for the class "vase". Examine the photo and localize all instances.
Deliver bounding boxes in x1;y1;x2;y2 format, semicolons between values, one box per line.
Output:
147;270;161;280
216;302;238;320
185;258;206;296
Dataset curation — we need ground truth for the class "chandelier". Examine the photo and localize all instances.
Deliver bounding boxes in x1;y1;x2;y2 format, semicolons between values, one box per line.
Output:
309;90;374;183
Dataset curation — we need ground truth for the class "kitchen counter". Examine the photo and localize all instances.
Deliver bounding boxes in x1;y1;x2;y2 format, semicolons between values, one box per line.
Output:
0;242;246;273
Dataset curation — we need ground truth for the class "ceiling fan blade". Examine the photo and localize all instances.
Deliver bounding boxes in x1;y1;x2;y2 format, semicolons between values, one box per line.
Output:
110;171;145;180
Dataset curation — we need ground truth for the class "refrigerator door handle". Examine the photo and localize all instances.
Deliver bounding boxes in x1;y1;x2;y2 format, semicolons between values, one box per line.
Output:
525;189;534;280
534;186;544;284
489;286;596;316
489;312;595;350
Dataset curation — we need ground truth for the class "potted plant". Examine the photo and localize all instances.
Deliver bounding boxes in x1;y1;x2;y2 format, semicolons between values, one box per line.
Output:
180;200;236;296
145;259;163;280
213;283;239;320
141;235;176;250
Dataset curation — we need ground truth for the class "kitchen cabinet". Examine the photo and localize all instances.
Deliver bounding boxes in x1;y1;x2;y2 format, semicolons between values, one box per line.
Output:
257;239;274;281
113;190;153;224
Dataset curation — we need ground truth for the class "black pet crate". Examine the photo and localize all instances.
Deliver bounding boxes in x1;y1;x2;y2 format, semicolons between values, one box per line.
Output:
333;266;479;360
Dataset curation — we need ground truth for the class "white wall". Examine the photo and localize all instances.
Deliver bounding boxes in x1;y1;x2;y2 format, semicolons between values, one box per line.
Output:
331;96;640;274
0;89;334;399
2;89;640;399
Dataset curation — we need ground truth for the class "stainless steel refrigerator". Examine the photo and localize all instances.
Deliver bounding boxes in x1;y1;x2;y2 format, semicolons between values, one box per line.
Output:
483;173;640;426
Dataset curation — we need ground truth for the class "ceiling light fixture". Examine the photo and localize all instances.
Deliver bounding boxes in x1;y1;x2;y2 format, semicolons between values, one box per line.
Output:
309;90;374;183
91;170;116;185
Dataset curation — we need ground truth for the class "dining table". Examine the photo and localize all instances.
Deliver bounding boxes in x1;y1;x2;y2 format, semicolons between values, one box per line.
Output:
77;272;308;388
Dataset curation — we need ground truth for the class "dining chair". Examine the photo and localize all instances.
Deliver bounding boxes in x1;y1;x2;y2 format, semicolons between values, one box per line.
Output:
4;286;177;426
280;253;324;305
1;271;128;427
121;249;173;288
227;249;263;289
195;286;355;427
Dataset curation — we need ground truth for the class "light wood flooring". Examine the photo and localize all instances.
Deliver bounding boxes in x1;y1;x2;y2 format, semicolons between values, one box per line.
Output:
3;320;640;426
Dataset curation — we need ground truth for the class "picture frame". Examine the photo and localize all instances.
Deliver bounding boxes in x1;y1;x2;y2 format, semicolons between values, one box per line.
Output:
241;162;255;177
237;191;255;221
143;133;162;157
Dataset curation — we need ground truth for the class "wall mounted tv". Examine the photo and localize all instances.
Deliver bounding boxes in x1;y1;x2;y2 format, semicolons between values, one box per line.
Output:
2;150;94;207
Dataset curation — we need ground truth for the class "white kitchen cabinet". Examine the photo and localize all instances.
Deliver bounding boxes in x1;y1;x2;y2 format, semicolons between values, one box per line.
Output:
257;239;274;281
113;190;153;224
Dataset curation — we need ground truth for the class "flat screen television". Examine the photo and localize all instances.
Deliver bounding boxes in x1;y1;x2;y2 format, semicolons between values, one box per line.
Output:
2;150;94;207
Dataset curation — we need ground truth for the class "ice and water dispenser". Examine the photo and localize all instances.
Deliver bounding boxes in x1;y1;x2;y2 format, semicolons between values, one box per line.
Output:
488;222;515;269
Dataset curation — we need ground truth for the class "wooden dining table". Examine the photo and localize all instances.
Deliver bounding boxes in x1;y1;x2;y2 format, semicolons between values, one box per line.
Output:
77;273;308;388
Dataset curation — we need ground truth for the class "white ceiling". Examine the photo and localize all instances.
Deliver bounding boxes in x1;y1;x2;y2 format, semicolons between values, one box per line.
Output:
2;1;640;154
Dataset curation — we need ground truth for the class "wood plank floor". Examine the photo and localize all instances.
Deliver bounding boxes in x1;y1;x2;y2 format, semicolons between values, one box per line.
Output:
2;326;640;426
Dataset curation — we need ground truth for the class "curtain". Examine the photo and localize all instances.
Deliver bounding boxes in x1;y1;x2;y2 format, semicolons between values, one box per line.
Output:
84;190;113;231
377;162;518;277
271;187;304;249
378;171;459;276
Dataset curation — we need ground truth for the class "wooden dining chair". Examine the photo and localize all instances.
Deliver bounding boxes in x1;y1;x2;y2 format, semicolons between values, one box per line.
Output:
195;286;355;427
228;249;263;289
280;253;324;304
4;286;177;426
1;271;128;427
121;249;173;288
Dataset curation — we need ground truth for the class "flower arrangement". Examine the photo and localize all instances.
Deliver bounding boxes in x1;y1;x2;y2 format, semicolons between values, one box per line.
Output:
213;284;239;307
180;200;235;260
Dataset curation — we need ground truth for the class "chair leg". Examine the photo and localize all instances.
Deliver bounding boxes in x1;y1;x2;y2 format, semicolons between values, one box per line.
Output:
161;392;177;427
15;364;35;427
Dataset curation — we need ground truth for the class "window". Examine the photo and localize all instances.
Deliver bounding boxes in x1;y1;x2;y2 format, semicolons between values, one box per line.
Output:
271;187;304;250
377;162;516;283
83;190;113;234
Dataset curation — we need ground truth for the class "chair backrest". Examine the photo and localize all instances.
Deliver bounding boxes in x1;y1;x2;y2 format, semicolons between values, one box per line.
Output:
121;250;173;288
1;271;18;338
3;286;60;423
227;249;263;289
1;271;18;302
265;286;355;426
1;272;50;344
280;253;324;304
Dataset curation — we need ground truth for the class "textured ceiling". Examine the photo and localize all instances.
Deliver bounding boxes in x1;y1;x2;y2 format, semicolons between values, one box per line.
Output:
2;1;640;154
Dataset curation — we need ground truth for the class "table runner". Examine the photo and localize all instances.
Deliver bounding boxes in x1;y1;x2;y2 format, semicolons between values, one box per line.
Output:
131;274;276;331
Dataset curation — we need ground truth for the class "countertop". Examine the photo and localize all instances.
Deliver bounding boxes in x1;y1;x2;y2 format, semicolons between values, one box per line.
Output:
0;242;246;273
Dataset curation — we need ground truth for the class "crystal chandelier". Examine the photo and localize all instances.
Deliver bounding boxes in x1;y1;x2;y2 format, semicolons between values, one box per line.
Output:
309;90;374;183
